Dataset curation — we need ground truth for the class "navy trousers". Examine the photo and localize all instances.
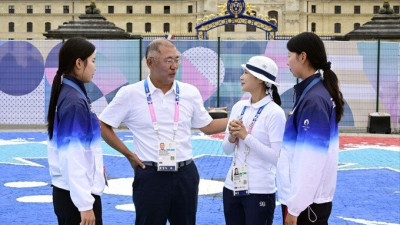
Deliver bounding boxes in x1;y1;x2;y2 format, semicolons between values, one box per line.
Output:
281;202;332;225
223;187;275;225
132;161;200;225
52;185;102;225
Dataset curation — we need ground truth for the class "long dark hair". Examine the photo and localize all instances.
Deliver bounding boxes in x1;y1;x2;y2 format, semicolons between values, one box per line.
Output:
267;84;281;106
287;32;344;122
47;37;95;140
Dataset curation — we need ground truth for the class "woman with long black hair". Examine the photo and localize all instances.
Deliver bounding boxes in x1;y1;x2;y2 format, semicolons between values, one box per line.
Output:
47;37;104;225
277;32;345;225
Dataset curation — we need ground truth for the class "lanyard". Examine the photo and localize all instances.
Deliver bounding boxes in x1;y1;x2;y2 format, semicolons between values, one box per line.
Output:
292;77;321;113
237;104;267;134
233;101;270;165
144;79;180;141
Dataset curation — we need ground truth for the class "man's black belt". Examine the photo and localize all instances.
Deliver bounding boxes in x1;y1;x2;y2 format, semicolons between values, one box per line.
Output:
142;159;193;168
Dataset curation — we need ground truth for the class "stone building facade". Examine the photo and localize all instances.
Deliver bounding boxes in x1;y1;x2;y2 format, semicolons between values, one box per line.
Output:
1;0;399;40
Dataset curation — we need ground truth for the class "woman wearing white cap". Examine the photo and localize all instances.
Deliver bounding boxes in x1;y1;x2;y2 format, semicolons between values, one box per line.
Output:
222;56;286;225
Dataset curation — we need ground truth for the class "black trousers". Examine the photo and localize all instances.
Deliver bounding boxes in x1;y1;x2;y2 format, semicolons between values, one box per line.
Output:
281;202;332;225
223;187;275;225
132;162;200;225
52;185;103;225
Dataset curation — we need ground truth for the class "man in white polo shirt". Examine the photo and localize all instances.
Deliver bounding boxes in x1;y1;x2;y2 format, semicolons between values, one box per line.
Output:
99;39;228;225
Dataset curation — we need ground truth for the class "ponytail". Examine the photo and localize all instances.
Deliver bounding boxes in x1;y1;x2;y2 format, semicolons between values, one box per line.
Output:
322;68;344;123
287;32;344;123
47;37;96;140
47;70;63;140
271;84;281;106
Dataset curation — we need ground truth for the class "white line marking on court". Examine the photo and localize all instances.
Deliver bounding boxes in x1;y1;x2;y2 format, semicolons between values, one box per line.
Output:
14;157;45;167
337;216;399;225
4;181;47;188
338;162;357;170
16;195;52;203
191;135;223;141
0;139;48;146
192;154;232;159
341;145;400;152
338;166;400;173
116;204;135;212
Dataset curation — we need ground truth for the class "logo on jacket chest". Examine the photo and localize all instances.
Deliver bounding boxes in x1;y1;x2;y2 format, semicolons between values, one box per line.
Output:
302;119;310;131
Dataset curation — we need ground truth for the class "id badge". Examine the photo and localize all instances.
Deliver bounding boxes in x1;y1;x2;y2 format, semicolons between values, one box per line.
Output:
232;165;249;196
157;141;177;172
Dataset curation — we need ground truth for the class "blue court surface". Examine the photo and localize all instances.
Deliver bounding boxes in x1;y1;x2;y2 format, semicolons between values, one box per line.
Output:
0;131;399;224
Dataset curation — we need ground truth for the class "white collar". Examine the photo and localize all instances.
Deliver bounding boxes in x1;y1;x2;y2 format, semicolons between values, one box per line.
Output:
244;95;273;108
146;75;177;94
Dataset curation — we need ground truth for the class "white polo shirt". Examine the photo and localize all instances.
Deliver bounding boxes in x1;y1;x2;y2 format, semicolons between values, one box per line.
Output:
99;76;213;162
222;95;286;194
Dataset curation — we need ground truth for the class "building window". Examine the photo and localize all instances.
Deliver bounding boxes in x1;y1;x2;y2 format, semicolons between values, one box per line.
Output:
188;22;192;32
311;5;316;13
9;5;14;14
108;6;114;14
164;6;170;14
45;22;51;32
311;22;316;32
373;6;380;14
225;24;235;32
394;6;399;14
27;22;33;32
63;5;69;14
268;11;278;25
45;5;51;14
127;23;132;32
163;23;170;33
334;23;341;33
145;6;151;14
127;6;133;14
246;24;256;32
9;22;14;32
27;5;33;14
145;23;151;32
188;5;193;14
354;23;360;29
334;6;341;14
354;6;360;14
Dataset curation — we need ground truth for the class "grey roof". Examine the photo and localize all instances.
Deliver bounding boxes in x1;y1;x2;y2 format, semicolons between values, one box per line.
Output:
43;13;136;39
345;1;400;40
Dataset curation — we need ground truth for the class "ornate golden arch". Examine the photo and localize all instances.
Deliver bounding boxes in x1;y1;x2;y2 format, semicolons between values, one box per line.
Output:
195;0;277;40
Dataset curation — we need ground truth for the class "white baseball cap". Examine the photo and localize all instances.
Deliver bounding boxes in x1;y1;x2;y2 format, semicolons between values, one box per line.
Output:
241;56;279;85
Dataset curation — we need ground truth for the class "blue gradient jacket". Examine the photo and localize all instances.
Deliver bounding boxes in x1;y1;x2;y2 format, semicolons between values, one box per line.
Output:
47;76;104;211
276;73;339;216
